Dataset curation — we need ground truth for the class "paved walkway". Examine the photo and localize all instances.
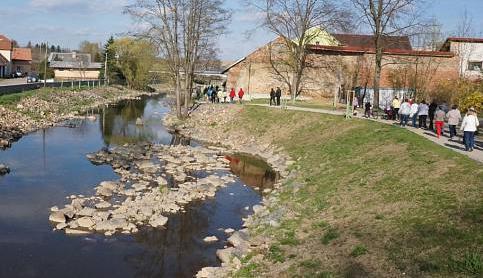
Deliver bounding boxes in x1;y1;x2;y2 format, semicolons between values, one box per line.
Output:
248;103;483;163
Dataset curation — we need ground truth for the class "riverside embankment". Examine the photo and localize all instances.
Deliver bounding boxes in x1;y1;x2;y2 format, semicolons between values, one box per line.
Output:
167;103;482;277
0;94;279;277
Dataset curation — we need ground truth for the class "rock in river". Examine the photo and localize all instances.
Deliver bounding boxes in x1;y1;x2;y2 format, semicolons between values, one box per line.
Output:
0;164;10;176
49;211;66;223
203;236;218;243
149;215;168;227
77;217;95;228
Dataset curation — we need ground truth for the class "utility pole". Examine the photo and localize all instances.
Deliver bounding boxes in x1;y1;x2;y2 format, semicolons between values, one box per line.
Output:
104;51;108;85
43;42;48;87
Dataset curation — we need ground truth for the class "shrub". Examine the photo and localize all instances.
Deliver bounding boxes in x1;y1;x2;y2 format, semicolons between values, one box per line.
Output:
458;91;483;113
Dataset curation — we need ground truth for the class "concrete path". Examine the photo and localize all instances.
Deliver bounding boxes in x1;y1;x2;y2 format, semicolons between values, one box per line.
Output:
248;103;483;163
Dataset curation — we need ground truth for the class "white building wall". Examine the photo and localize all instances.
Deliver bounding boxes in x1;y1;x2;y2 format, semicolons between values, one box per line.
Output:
0;49;12;76
451;41;483;79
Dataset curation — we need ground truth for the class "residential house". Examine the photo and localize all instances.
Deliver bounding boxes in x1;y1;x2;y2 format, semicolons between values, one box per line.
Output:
0;34;32;78
48;52;102;80
440;37;483;80
223;28;460;107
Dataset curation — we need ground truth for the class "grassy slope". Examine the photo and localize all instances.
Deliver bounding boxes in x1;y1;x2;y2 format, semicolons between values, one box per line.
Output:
249;98;346;111
232;106;482;277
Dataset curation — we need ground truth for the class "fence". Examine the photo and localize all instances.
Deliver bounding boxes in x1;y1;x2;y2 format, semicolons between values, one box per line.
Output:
0;79;106;96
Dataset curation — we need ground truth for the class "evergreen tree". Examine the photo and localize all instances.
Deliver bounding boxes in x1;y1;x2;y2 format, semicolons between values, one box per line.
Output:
56;45;61;52
101;36;121;82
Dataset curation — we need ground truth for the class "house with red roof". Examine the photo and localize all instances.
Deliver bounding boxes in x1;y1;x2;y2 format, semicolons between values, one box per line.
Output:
0;34;32;78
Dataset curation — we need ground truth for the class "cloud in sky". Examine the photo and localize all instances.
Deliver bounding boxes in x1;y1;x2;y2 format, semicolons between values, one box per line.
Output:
29;0;128;12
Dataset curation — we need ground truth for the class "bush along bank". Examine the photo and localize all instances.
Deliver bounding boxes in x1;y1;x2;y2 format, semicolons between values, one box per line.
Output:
167;103;482;277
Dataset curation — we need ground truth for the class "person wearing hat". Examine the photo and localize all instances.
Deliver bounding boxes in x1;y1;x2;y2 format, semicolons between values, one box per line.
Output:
460;107;479;151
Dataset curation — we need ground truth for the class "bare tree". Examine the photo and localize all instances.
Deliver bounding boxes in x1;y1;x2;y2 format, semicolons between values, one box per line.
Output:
350;0;425;108
125;0;229;118
453;9;477;78
253;0;352;103
411;17;444;51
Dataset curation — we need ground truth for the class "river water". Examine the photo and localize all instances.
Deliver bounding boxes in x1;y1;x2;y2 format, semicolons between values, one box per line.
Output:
0;95;277;278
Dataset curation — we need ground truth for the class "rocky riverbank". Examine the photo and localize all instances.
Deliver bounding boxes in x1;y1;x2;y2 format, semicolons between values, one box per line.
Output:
49;142;238;235
163;104;296;277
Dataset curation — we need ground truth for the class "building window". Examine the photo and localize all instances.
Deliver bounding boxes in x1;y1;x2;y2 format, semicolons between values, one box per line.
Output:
468;61;482;71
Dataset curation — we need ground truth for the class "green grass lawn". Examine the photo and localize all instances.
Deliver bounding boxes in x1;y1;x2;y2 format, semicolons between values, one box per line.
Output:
231;106;482;277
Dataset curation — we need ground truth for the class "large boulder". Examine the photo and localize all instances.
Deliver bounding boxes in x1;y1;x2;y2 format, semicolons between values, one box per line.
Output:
149;215;168;227
49;211;66;223
77;217;95;228
216;247;235;264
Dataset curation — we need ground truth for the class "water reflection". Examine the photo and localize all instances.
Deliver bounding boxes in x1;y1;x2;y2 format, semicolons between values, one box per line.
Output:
225;153;279;190
97;95;177;147
0;95;272;278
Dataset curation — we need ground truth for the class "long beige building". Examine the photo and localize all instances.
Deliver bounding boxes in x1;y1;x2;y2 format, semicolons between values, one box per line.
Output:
48;52;102;80
223;28;471;107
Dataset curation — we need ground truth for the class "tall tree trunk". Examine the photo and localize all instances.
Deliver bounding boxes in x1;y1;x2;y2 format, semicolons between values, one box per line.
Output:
291;74;297;104
176;72;182;118
184;73;191;113
373;48;382;109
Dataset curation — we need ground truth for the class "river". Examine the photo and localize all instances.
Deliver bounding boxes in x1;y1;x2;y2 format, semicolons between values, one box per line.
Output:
0;95;276;278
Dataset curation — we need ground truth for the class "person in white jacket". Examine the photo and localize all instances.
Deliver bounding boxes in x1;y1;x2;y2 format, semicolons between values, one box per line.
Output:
410;100;419;128
460;107;480;151
399;99;411;127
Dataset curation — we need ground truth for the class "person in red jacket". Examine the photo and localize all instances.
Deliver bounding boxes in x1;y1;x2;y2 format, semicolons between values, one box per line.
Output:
229;88;236;103
238;88;245;104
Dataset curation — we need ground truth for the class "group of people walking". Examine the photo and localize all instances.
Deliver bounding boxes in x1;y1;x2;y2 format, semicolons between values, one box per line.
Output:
391;96;480;152
202;85;245;104
269;87;282;106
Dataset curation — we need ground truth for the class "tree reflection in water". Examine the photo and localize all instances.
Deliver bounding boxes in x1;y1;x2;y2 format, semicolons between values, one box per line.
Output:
125;201;221;278
225;153;279;191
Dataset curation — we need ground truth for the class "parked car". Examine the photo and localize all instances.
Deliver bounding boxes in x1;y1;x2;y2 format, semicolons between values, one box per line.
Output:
11;71;23;78
27;74;39;83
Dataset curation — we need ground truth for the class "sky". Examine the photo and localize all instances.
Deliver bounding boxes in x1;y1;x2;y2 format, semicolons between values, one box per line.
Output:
1;0;482;61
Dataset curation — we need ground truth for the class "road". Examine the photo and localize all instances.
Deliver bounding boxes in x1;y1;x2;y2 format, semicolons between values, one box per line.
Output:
0;78;28;86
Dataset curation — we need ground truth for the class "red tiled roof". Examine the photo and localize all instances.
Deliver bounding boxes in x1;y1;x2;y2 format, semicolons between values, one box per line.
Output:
332;34;413;51
309;44;454;58
12;48;32;61
0;35;12;50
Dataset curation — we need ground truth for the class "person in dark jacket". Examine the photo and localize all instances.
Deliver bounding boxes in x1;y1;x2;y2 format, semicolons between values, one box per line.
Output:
364;101;372;118
275;87;282;106
270;88;276;106
428;101;438;130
